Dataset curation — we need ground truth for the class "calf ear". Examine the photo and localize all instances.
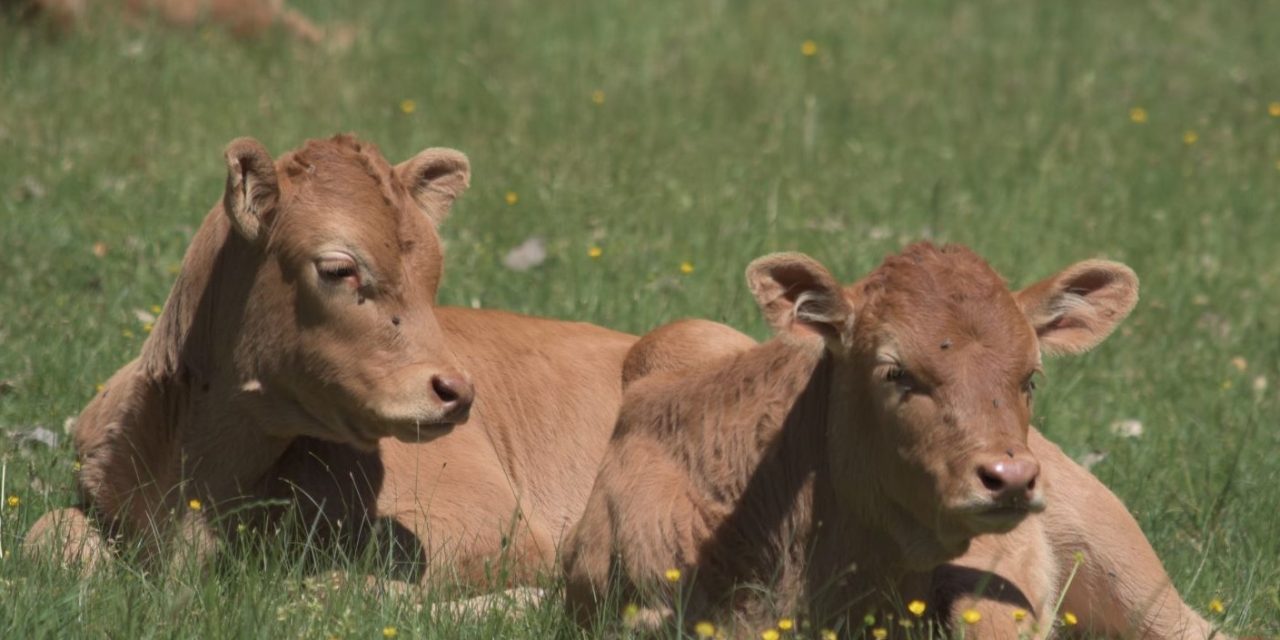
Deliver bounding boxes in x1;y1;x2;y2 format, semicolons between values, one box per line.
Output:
1015;260;1139;356
222;137;279;243
747;253;855;346
395;148;471;224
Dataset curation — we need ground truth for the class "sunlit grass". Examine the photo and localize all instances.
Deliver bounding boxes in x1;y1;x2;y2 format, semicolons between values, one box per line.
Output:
1;0;1278;636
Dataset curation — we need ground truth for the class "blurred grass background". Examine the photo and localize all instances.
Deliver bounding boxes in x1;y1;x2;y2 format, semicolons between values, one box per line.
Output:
1;0;1277;636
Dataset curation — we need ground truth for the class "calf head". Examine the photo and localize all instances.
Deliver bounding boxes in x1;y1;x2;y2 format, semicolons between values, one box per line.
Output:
217;134;473;449
747;243;1137;566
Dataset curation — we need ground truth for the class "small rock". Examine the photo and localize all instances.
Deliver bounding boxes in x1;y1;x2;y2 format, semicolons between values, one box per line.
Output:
1079;450;1109;470
501;237;547;272
14;176;46;201
15;426;60;449
1108;419;1144;439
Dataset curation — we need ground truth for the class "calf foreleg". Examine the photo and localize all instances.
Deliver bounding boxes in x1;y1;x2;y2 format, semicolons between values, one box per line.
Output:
1037;431;1223;639
23;507;111;574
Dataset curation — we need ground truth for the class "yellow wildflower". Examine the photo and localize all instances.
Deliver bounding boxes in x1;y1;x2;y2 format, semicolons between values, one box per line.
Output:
6;495;19;508
1062;612;1078;626
680;261;695;275
591;90;606;105
623;603;639;620
399;99;416;115
122;329;134;338
505;191;519;206
695;621;716;638
1209;598;1225;614
1183;130;1198;145
588;246;603;259
188;498;202;511
665;567;682;582
907;600;926;617
143;322;154;334
1012;608;1027;621
73;461;83;472
871;628;887;640
761;630;780;640
1130;107;1148;123
801;40;818;57
95;384;105;393
778;618;794;630
150;304;162;315
961;609;982;625
820;631;837;640
382;626;398;638
1269;102;1280;117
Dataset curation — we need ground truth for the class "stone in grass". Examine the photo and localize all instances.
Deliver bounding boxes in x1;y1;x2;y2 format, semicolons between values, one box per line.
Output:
1108;418;1143;439
8;426;61;450
502;237;547;272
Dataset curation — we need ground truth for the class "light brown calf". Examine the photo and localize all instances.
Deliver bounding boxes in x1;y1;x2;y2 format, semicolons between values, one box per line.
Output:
13;0;328;42
24;134;635;586
562;244;1146;635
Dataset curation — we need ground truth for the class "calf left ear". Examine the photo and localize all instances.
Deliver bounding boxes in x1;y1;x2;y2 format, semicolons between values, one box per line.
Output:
1016;260;1139;356
395;148;471;224
223;137;280;243
747;253;855;347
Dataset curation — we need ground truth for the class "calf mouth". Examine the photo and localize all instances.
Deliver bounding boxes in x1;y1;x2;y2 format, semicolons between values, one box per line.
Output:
385;416;465;443
954;497;1045;534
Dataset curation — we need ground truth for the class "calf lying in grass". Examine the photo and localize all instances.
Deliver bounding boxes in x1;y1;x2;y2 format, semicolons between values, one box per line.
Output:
23;134;636;593
564;244;1221;638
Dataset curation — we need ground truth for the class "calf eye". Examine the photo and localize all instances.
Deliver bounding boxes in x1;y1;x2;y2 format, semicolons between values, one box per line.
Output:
315;253;360;285
1022;373;1041;397
883;366;920;392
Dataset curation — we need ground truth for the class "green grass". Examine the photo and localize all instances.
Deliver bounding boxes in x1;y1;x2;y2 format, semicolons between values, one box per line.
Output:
2;0;1278;636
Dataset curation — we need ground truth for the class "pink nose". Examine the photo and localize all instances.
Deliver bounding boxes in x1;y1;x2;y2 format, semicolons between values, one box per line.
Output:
977;458;1040;504
430;373;474;422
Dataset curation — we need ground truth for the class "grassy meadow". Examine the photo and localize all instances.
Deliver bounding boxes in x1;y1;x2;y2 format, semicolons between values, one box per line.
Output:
1;0;1278;636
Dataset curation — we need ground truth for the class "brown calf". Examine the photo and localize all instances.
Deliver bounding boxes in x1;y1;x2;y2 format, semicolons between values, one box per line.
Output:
12;0;329;43
25;134;635;586
562;244;1142;635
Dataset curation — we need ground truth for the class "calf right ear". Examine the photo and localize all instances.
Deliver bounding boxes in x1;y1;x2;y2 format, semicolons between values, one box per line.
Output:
222;138;279;243
1016;259;1139;356
747;253;855;346
395;148;471;225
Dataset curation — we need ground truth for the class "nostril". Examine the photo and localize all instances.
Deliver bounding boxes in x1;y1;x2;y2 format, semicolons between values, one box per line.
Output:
978;466;1004;492
432;376;460;404
1027;476;1037;491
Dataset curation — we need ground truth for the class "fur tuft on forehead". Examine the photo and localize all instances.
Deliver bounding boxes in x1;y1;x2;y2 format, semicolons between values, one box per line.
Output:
855;242;1032;352
280;134;404;208
861;242;1009;309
